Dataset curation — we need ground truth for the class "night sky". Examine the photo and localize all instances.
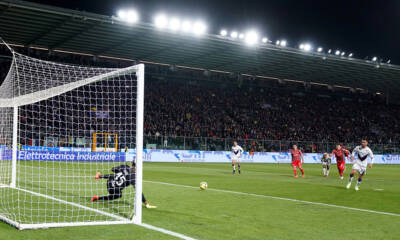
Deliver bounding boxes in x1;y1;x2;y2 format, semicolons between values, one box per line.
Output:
26;0;400;63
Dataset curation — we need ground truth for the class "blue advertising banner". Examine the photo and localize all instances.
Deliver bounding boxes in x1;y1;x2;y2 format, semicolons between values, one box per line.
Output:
1;147;399;164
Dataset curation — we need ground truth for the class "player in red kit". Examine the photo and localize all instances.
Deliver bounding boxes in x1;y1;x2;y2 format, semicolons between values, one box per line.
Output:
290;144;304;178
331;144;350;179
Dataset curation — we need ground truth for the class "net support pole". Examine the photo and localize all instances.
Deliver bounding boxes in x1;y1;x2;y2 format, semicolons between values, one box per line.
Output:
11;106;18;188
133;64;145;224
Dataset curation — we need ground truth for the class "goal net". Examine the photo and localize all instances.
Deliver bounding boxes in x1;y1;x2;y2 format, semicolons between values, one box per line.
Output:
0;44;144;229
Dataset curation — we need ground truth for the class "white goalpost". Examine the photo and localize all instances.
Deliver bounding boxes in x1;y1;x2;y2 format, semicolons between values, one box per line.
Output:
0;41;144;229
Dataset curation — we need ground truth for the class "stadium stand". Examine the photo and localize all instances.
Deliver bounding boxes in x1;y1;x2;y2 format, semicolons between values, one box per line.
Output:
1;45;399;154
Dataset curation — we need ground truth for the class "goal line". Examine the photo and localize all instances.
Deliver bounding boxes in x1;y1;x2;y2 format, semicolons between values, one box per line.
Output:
0;185;197;239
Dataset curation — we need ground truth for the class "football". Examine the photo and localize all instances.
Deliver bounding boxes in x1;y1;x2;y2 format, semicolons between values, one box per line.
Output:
200;182;208;190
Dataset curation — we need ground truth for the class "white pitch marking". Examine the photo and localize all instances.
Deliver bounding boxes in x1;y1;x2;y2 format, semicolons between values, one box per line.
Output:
139;223;198;240
145;180;400;217
3;186;198;239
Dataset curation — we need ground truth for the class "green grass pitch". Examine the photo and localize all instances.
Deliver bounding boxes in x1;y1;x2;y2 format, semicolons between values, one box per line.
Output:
1;162;399;240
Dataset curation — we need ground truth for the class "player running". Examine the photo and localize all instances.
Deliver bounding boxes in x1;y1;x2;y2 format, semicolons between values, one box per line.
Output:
290;145;304;178
321;153;332;177
91;162;156;208
231;141;244;174
346;139;374;191
331;144;350;179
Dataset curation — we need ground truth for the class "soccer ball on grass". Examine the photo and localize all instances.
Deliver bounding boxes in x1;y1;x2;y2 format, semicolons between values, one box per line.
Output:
200;182;208;190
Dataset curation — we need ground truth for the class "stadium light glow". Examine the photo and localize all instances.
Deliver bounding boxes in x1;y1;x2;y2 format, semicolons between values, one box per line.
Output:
262;37;268;43
276;40;280;45
335;50;340;55
154;14;168;28
372;56;377;61
245;30;259;45
239;33;244;39
328;49;332;54
117;9;139;23
231;31;238;38
387;59;391;64
181;20;192;32
317;47;323;52
341;52;345;56
220;29;228;36
348;53;353;57
300;43;311;51
168;17;181;31
192;21;207;35
280;40;287;47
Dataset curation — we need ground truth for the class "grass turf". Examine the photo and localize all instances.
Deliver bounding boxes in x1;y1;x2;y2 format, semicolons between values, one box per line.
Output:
1;162;399;240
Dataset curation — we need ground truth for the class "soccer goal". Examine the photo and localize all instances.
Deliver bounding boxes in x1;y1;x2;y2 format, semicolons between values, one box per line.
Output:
0;41;144;229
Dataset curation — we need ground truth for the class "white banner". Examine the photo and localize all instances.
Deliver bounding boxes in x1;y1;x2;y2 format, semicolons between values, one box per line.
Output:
125;149;400;164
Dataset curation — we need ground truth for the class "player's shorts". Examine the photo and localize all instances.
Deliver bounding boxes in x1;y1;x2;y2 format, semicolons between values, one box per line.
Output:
352;160;367;175
322;162;330;166
291;160;301;168
231;156;240;161
337;160;345;169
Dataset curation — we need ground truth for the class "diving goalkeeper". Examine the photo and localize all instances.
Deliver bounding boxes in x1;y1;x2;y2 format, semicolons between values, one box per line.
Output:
91;162;156;209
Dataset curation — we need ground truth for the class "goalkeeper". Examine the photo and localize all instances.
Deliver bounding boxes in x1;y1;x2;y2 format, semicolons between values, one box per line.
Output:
91;162;156;209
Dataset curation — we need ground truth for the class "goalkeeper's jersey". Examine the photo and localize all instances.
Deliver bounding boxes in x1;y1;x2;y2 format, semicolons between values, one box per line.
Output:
107;165;135;191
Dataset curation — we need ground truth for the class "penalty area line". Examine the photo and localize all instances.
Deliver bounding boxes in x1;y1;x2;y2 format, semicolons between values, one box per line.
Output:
145;180;400;217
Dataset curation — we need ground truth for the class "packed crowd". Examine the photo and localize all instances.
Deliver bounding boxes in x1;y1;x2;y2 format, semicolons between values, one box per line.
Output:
144;80;400;145
0;45;399;149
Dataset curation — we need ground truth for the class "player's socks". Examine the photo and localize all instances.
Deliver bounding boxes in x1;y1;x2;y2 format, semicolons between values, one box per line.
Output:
323;168;326;176
326;169;330;176
232;164;236;174
356;178;362;187
346;173;354;189
238;164;241;174
293;169;297;177
349;173;354;182
300;168;304;177
91;195;99;202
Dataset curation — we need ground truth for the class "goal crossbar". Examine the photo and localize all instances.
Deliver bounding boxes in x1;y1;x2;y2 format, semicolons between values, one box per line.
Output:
0;62;141;108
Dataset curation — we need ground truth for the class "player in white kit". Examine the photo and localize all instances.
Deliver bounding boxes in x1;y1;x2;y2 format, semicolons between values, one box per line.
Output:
231;141;244;174
346;139;374;191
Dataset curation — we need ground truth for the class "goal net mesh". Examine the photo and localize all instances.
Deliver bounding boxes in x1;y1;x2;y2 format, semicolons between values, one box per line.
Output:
0;49;143;229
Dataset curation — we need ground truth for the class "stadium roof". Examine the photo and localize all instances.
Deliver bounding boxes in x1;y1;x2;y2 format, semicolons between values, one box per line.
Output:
0;0;400;98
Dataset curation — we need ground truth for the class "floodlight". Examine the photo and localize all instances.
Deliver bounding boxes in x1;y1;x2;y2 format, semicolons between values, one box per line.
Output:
239;33;244;39
299;44;304;49
348;53;353;57
276;40;280;45
154;14;168;28
387;60;391;64
335;50;340;55
117;9;139;23
280;40;287;47
231;31;238;38
181;20;192;32
304;44;311;51
262;37;268;43
328;49;332;54
220;29;228;36
341;52;345;56
317;47;323;52
372;56;377;61
168;17;181;31
192;21;207;35
245;30;259;45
